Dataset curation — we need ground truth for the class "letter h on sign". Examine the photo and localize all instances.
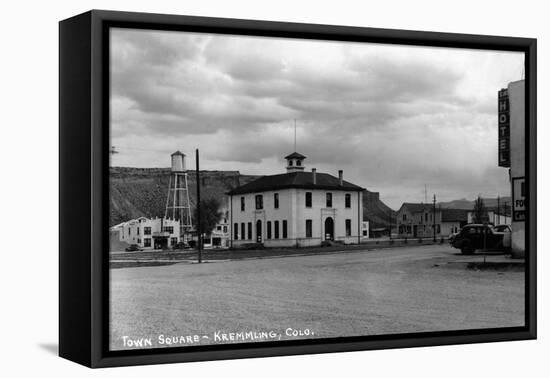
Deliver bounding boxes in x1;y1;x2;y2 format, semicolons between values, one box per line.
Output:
498;88;511;168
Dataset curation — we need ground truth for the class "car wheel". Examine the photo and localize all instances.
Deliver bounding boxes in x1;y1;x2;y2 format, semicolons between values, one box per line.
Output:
461;243;474;255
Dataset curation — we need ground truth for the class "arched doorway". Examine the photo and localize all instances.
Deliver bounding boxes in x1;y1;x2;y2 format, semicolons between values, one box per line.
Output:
324;217;334;241
256;220;262;243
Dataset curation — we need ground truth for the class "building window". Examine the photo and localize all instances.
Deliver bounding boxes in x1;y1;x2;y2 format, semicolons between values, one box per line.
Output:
296;160;301;166
137;228;140;235
289;160;293;166
144;238;151;247
274;221;280;239
363;230;368;236
234;223;238;240
248;222;252;240
255;194;263;210
282;220;288;238
241;223;245;239
436;224;441;234
345;193;351;208
223;225;228;233
403;214;407;221
267;221;272;239
137;238;141;244
240;197;245;211
163;226;174;234
306;219;312;238
144;227;151;235
326;193;333;208
305;192;312;208
274;193;279;209
128;228;131;236
171;237;177;245
345;219;352;236
424;213;428;222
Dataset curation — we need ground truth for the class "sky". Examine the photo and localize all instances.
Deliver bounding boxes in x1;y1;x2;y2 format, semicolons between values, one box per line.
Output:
109;28;524;209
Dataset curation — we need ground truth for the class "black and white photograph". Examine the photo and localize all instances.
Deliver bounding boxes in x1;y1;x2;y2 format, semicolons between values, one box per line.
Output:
107;27;528;352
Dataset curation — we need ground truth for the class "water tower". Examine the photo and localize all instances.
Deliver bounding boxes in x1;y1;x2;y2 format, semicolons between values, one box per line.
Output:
165;151;192;237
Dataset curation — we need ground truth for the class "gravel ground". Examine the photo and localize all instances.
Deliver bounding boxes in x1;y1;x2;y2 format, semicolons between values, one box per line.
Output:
109;245;525;350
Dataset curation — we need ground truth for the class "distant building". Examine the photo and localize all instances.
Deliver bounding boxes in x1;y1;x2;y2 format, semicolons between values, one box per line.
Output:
466;209;512;227
227;151;365;247
205;210;230;248
370;227;388;239
396;202;513;239
109;217;181;251
441;209;469;236
396;203;441;238
361;221;370;239
396;204;473;238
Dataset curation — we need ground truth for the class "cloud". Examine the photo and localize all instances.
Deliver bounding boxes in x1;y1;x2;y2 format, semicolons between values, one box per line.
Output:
109;28;524;208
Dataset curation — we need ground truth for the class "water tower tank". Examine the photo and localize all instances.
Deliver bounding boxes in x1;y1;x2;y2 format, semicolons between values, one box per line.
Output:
171;151;186;172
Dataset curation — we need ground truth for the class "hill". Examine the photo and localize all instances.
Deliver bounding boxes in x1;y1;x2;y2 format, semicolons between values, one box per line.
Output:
439;197;512;211
109;167;258;226
109;167;395;228
363;191;395;229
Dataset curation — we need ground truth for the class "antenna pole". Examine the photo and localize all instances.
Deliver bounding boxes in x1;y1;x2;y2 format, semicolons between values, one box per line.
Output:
294;119;297;151
196;149;202;264
433;194;437;242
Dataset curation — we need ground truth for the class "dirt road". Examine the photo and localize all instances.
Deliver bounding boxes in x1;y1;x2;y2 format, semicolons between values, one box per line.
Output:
110;244;525;350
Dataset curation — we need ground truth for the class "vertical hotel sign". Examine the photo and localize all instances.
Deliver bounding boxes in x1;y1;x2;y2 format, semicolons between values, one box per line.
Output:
498;88;511;167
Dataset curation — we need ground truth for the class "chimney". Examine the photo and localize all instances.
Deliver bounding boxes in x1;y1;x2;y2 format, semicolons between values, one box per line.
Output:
338;170;343;186
312;168;317;185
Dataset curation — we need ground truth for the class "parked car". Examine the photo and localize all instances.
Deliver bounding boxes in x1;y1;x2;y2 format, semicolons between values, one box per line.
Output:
494;224;512;233
172;241;191;250
448;232;459;245
125;244;142;252
451;224;510;255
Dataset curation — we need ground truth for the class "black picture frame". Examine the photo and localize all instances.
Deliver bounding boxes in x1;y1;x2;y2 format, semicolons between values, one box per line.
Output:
59;9;537;368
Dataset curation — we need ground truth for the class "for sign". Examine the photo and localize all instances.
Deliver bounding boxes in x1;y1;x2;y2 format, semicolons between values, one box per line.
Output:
512;177;526;222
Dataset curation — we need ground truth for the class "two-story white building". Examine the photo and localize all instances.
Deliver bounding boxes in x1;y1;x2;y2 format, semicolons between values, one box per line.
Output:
205;210;230;248
109;216;181;251
227;152;365;248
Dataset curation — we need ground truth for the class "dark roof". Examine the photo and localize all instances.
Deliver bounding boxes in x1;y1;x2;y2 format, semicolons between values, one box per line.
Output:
171;150;185;156
227;171;364;195
398;203;433;214
284;152;306;160
441;209;468;222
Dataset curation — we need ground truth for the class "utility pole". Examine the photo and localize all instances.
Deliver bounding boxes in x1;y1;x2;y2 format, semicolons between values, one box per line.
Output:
504;201;509;223
196;149;202;264
388;208;392;240
432;194;437;242
497;195;500;225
